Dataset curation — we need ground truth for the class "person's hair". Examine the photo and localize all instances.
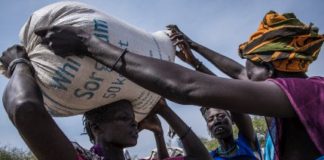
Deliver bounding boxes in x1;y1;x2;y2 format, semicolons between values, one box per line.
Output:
200;107;209;118
83;100;130;144
200;107;231;120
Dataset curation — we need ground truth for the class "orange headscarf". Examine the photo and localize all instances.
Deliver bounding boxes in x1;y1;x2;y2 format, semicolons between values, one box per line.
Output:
239;11;324;72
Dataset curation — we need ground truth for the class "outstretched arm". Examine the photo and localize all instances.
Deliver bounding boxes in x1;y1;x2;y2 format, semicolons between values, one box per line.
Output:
167;25;248;80
190;42;248;80
1;45;77;160
34;26;295;117
156;99;212;160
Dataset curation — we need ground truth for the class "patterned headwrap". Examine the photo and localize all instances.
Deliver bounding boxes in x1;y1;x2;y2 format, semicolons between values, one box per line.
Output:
239;11;324;72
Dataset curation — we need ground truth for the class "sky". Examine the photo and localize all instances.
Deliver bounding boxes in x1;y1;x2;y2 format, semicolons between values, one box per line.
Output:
0;0;324;158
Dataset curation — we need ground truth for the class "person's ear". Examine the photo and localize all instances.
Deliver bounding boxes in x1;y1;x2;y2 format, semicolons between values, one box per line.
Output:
91;123;102;134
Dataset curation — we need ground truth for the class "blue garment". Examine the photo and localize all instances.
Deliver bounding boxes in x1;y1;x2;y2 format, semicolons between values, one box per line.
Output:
210;134;261;160
264;118;276;160
316;156;324;160
264;134;275;160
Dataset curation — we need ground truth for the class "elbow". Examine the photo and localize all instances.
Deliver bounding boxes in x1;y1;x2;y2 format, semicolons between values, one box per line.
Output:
2;83;44;125
4;97;45;126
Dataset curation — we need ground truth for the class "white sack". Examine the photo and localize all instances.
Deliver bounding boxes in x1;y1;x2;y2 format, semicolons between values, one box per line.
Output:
9;1;175;121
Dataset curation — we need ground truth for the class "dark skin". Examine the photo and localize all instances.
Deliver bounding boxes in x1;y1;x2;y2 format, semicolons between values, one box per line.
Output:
205;109;235;151
89;101;139;160
156;99;212;160
138;114;169;159
166;25;248;80
167;25;308;81
167;25;319;159
34;25;320;159
168;25;259;156
1;45;77;160
1;45;211;160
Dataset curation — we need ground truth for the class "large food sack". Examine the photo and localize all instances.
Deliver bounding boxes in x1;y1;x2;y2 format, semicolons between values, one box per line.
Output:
7;2;175;121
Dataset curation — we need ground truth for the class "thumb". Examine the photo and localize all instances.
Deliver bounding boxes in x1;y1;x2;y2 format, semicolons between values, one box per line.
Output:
34;27;50;37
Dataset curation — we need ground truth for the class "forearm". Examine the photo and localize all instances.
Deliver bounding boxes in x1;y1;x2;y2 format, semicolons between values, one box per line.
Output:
15;102;77;160
3;64;43;122
154;132;169;159
196;63;216;76
186;57;215;76
230;112;257;149
2;64;77;160
159;106;211;159
190;41;247;80
89;40;201;104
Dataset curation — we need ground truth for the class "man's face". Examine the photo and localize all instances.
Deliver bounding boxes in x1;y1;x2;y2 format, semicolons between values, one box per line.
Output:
94;101;138;148
245;60;271;81
205;108;233;139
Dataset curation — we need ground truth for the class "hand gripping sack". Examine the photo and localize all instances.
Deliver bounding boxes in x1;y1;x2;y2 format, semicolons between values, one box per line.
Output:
15;1;175;121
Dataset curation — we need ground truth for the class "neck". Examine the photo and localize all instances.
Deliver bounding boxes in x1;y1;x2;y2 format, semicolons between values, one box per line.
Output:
100;143;124;160
216;135;236;152
274;71;308;78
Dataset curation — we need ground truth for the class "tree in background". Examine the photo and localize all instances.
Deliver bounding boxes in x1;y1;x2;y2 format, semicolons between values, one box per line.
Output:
0;145;36;160
252;116;267;147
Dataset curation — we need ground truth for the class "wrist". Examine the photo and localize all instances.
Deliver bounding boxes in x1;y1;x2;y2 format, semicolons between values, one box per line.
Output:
191;60;203;70
83;35;100;56
8;58;34;77
87;36;122;60
189;41;199;49
179;127;192;140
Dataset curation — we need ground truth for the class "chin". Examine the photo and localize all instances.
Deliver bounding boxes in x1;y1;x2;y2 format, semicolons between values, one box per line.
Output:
213;132;232;139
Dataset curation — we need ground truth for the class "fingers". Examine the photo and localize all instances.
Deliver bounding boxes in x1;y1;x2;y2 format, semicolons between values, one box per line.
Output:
36;26;66;46
34;27;51;37
4;45;27;56
35;25;65;36
15;45;26;52
170;33;183;41
169;33;187;48
0;44;28;67
173;39;186;46
48;41;72;58
166;24;177;30
35;27;53;45
166;24;180;32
